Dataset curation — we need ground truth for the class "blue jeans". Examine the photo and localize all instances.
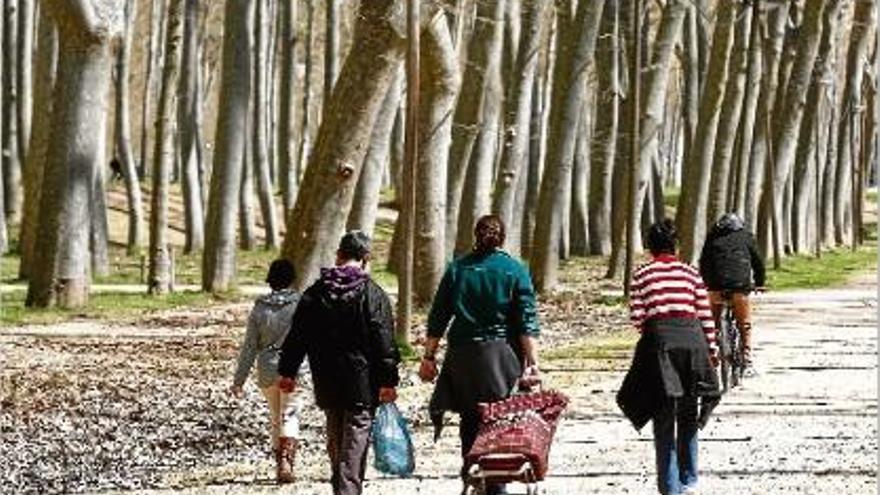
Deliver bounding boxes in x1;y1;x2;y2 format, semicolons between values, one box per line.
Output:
652;397;699;495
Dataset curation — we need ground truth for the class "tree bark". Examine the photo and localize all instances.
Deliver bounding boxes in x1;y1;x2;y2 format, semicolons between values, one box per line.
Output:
324;0;342;100
3;0;22;227
833;0;874;245
680;5;699;183
570;100;590;256
27;0;121;308
414;15;459;303
520;70;543;258
706;1;752;227
676;0;736;263
531;0;604;292
253;0;279;249
492;0;547;257
445;0;505;258
149;0;185;294
278;0;298;215
733;2;762;218
202;0;254;292
90;163;110;277
0;5;5;255
281;0;408;289
17;0;34;163
297;0;316;179
140;0;166;178
239;120;257;250
180;0;204;254
348;69;403;237
587;0;617;256
19;16;57;278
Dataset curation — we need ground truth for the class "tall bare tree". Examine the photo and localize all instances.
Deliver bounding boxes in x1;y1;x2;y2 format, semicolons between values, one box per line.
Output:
3;0;22;227
27;0;122;308
17;0;34;163
531;0;604;292
253;0;279;248
282;0;408;288
148;0;185;294
202;0;254;292
140;0;166;178
278;0;298;215
179;0;204;253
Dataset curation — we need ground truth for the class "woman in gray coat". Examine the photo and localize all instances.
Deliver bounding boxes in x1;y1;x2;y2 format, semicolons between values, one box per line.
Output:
229;259;301;483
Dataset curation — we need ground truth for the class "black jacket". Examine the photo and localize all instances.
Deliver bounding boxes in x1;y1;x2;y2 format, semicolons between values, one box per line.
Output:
699;223;765;292
277;276;400;410
616;319;721;431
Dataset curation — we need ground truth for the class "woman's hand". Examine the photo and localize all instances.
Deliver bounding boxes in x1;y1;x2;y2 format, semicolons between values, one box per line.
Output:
418;357;438;383
228;384;244;398
278;376;297;393
519;364;542;390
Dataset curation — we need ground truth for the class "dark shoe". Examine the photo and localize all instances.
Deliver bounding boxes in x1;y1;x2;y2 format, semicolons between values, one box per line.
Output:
276;437;297;484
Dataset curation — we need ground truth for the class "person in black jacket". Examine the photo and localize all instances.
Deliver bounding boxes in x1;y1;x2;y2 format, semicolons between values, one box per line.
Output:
277;231;400;495
699;212;766;373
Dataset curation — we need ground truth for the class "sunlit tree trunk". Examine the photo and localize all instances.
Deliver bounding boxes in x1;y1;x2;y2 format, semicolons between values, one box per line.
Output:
253;0;279;248
278;0;298;215
180;0;204;254
3;0;22;227
733;3;762;217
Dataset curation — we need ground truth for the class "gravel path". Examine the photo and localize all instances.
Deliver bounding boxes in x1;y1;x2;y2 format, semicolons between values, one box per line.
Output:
2;279;876;495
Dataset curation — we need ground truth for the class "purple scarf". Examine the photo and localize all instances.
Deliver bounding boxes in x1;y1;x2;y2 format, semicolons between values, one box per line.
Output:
319;265;369;301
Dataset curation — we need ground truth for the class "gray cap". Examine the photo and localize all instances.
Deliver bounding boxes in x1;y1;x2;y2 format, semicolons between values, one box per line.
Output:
339;230;371;260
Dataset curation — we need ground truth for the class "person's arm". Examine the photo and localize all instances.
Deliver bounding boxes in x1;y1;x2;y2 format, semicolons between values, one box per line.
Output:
511;263;540;338
231;307;261;392
698;243;713;286
747;233;766;288
694;279;719;364
426;264;456;340
366;282;401;395
277;295;311;387
629;271;645;331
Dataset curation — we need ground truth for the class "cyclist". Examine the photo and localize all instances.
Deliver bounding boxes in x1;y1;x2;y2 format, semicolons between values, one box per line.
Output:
699;212;766;375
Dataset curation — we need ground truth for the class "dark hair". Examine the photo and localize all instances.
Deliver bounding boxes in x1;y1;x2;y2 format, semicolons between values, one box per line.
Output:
647;219;677;255
338;230;372;261
474;215;506;254
266;258;296;290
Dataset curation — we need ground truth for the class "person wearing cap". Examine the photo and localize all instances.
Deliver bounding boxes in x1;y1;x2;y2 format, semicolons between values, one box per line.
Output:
420;214;541;495
277;231;400;495
229;258;302;484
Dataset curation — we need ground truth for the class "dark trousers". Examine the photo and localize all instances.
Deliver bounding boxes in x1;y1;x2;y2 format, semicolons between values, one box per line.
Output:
460;411;506;495
652;397;699;495
325;408;374;495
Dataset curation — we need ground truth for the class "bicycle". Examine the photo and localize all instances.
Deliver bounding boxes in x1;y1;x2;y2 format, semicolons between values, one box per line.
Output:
717;288;764;393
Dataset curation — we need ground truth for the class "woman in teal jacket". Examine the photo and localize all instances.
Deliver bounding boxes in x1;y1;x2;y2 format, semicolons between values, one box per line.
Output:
419;215;540;495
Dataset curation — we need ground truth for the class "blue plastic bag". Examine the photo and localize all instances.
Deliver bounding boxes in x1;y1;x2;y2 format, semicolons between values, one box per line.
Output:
372;403;415;476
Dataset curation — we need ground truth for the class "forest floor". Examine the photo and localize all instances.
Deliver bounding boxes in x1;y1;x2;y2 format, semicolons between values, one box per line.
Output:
1;260;876;494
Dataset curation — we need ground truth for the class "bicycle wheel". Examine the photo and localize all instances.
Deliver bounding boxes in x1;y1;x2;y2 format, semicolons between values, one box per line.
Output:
730;317;742;387
718;314;732;393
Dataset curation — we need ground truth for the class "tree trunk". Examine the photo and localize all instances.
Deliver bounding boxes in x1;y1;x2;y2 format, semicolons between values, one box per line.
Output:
492;0;547;257
19;16;57;278
3;0;22;227
744;6;788;231
0;6;4;254
202;0;254;292
90;164;110;277
414;15;459;303
240;122;257;250
733;3;762;217
253;0;280;249
324;0;342;100
278;0;298;215
587;0;617;256
140;0;166;178
520;71;543;259
348;70;403;236
676;0;736;263
680;5;699;183
757;0;826;258
297;0;316;179
17;0;34;163
531;0;604;292
833;0;874;245
445;0;505;258
180;0;204;254
570;101;590;257
149;0;185;294
281;0;408;289
706;1;752;227
27;0;121;308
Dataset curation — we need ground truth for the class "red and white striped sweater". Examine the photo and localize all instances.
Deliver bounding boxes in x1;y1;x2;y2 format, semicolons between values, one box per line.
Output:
629;254;718;357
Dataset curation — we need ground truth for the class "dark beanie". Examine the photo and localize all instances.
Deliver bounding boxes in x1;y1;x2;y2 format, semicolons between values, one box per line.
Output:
339;230;371;261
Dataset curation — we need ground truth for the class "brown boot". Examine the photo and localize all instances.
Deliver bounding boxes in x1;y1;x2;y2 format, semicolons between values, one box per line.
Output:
276;437;296;484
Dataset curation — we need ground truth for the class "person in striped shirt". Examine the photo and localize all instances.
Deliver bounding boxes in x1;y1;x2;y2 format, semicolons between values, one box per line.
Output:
617;219;721;495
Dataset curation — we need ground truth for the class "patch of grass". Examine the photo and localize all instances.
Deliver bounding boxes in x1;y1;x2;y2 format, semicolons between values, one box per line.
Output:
0;289;247;327
544;333;636;362
767;243;877;290
592;294;626;307
663;186;681;209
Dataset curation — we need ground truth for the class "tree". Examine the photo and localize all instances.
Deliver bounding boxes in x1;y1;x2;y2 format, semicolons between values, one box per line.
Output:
530;0;604;292
414;14;460;303
833;0;875;244
733;2;763;217
252;0;280;248
492;0;548;257
27;0;123;308
202;0;254;292
179;0;204;254
140;0;166;178
281;0;408;289
445;0;505;257
17;0;34;165
148;0;186;295
3;0;22;227
18;16;58;278
676;0;736;263
587;0;618;256
278;0;298;215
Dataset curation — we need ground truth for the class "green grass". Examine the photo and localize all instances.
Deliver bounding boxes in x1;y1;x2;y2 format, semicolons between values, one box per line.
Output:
663;186;681;209
767;243;877;290
0;289;247;326
544;333;636;362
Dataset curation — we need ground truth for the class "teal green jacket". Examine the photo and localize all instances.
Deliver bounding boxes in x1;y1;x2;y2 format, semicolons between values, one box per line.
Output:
427;250;540;346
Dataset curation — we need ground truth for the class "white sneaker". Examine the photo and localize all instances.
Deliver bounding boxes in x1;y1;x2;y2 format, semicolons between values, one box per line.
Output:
683;484;699;494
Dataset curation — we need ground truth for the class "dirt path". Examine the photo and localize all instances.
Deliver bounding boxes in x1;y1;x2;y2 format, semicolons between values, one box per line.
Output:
2;279;876;495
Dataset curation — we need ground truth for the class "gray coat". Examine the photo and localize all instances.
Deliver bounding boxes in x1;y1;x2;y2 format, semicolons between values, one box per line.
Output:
234;289;300;388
